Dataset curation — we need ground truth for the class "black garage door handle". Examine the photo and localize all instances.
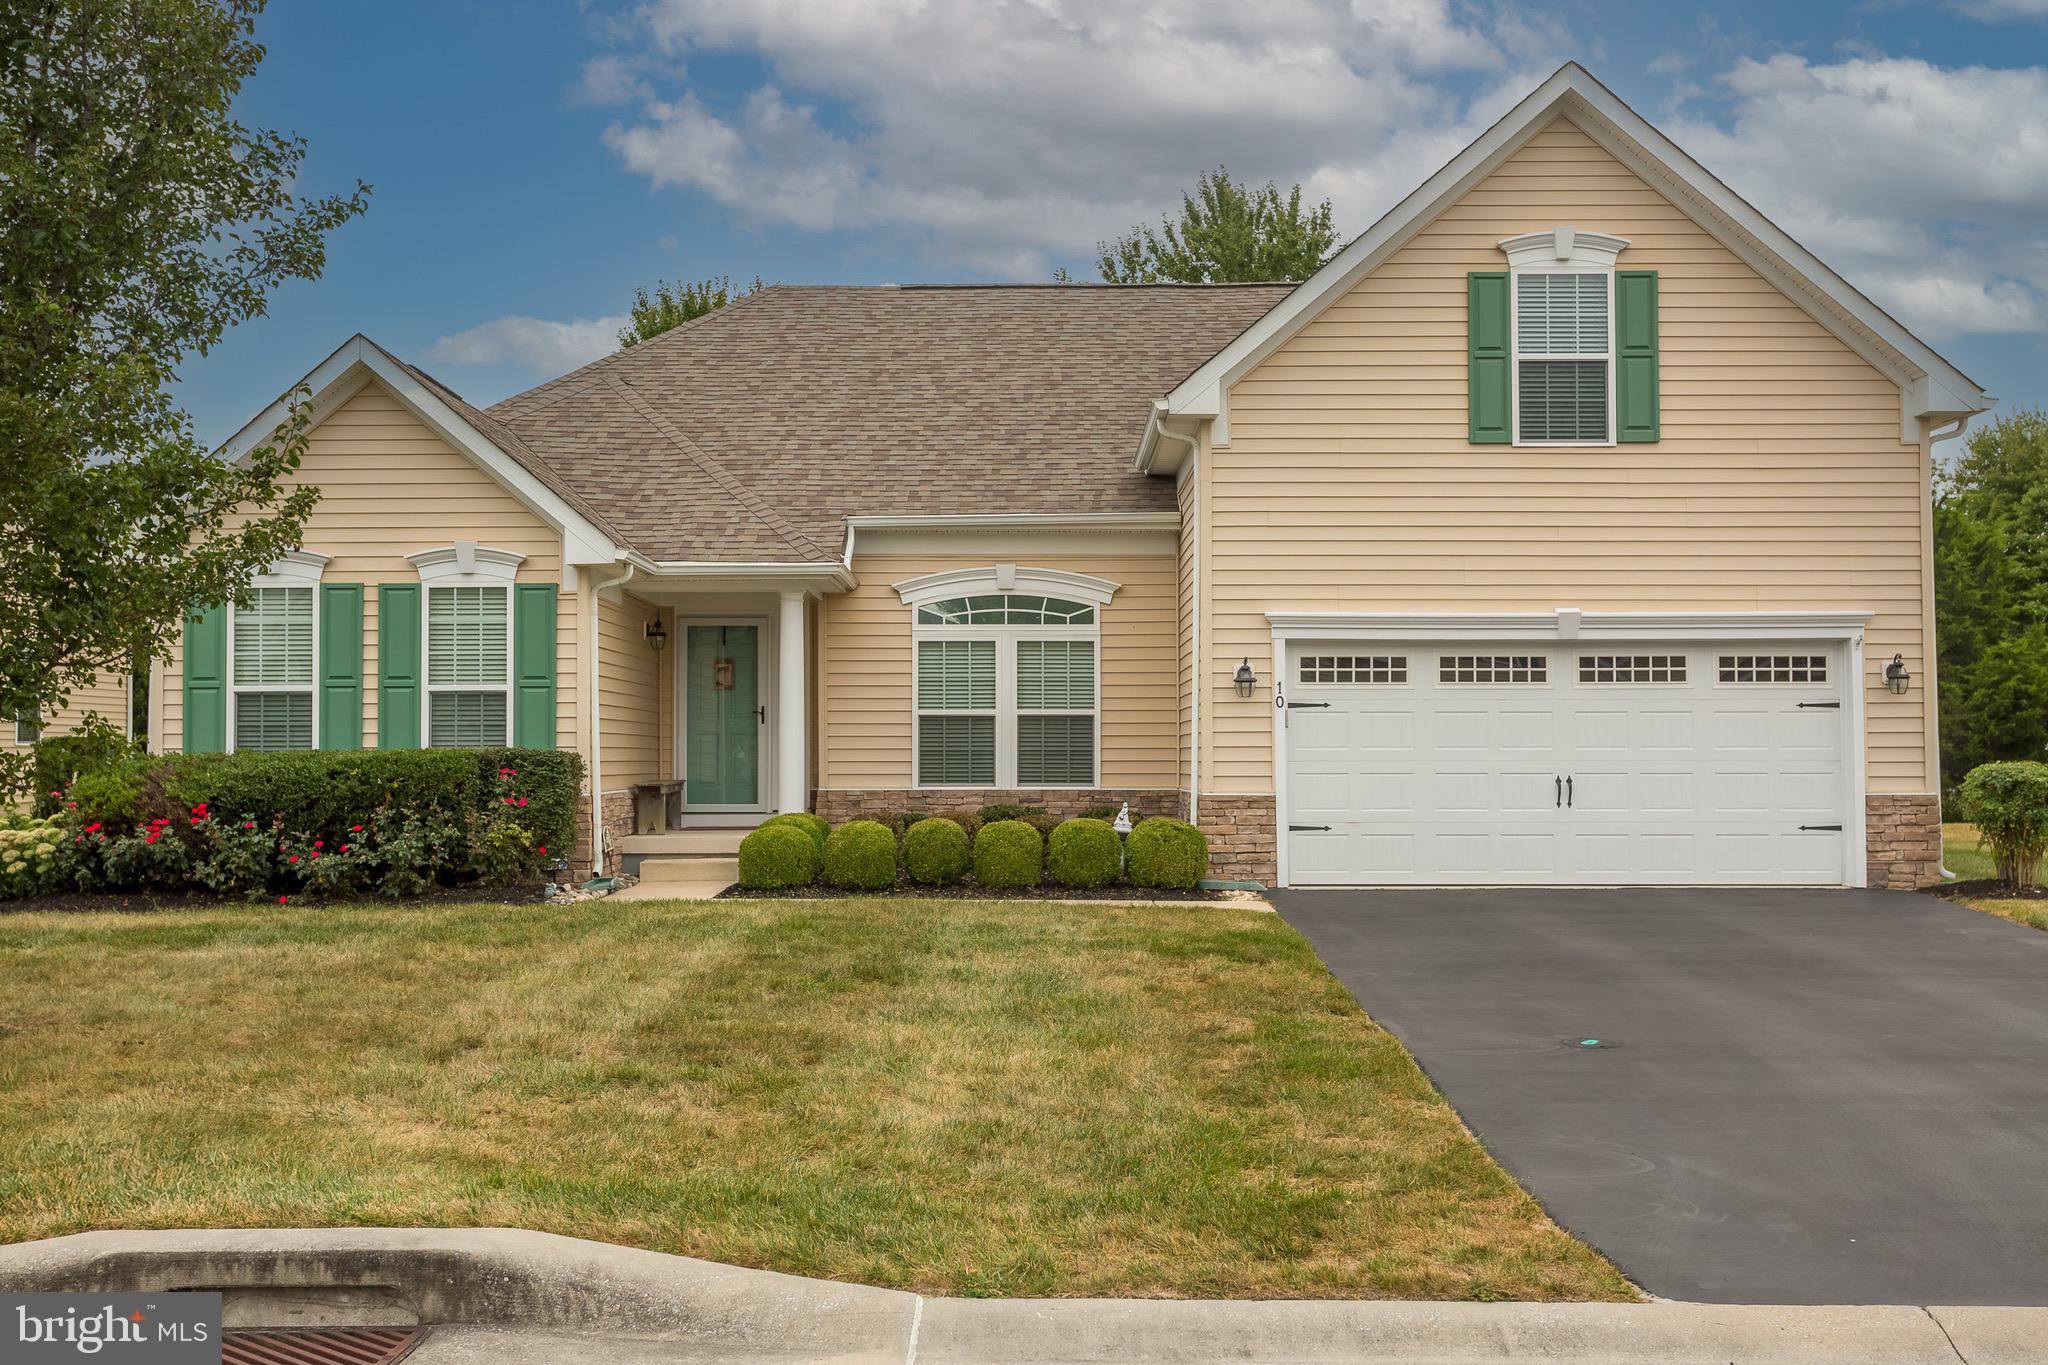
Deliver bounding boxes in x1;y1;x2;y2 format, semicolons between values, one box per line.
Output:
1289;824;1332;833
1800;824;1844;832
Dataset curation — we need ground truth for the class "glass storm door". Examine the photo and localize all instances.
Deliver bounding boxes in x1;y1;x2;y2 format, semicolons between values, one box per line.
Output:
685;625;761;807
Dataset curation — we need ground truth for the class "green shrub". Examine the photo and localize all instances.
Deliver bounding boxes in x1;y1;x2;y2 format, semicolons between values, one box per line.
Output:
67;759;148;827
738;823;820;890
1959;760;2048;888
904;816;970;885
32;718;138;816
1048;818;1122;888
979;803;1049;825
1021;811;1061;853
936;810;982;841
973;820;1042;889
759;811;831;860
824;820;899;891
476;748;583;862
1127;817;1208;890
0;814;69;899
1077;804;1122;822
165;749;481;836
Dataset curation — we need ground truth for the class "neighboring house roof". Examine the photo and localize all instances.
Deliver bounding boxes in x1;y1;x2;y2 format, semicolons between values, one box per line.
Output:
481;284;1290;563
1146;62;1994;466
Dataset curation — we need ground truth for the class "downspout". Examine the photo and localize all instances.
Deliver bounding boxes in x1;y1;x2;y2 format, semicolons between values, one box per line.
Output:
588;561;633;877
1153;412;1202;826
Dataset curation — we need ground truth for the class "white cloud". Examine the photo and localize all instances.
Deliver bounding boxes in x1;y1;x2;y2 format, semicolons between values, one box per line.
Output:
590;0;1560;273
1668;55;2048;338
1947;0;2048;21
426;314;629;374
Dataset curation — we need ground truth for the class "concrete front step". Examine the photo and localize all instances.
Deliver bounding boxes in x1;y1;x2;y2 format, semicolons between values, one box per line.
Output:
618;829;751;856
637;855;738;886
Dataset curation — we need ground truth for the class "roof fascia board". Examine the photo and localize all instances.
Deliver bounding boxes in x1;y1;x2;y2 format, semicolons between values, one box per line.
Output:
1266;608;1872;643
1165;64;1991;447
217;335;623;566
620;551;856;593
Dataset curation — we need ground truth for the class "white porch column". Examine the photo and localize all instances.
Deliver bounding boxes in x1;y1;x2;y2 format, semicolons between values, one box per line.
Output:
777;589;808;814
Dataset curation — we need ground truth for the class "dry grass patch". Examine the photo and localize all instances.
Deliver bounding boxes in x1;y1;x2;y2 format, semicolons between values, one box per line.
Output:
0;899;1630;1301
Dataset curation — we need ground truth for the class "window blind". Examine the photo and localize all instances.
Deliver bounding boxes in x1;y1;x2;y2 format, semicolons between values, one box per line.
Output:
428;586;509;686
235;691;313;751
233;587;314;687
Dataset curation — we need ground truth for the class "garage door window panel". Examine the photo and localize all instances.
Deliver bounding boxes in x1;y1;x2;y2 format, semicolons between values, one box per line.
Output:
1718;654;1828;684
1300;655;1408;685
1439;655;1548;684
1579;654;1687;684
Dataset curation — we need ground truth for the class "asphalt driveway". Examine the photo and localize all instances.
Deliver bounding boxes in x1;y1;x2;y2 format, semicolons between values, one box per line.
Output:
1272;887;2048;1305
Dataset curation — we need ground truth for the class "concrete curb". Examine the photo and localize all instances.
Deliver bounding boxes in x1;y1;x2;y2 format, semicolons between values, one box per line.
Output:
1;1228;2041;1363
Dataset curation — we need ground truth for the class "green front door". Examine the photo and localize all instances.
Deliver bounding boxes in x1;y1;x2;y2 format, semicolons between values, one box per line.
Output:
685;625;761;808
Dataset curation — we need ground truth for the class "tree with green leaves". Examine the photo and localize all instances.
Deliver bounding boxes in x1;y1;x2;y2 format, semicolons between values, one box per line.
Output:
1;0;368;774
1934;409;2048;786
1086;167;1339;284
618;274;765;348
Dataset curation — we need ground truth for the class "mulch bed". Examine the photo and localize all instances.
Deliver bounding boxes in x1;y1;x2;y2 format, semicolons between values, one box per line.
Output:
718;881;1227;903
1929;879;2048;901
2;883;550;915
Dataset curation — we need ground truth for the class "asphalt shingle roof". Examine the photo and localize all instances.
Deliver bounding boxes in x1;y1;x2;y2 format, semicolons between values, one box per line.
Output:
471;283;1293;563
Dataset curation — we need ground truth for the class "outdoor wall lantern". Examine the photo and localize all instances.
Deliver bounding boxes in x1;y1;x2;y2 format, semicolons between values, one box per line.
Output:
1884;653;1910;695
644;619;668;652
1233;658;1257;698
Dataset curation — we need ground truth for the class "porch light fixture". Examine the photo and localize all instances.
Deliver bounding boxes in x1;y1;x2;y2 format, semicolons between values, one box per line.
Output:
1884;653;1910;695
644;619;668;652
1233;658;1257;698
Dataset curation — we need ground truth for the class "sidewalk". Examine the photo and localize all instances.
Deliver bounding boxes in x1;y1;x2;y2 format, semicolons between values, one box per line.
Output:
4;1228;2038;1365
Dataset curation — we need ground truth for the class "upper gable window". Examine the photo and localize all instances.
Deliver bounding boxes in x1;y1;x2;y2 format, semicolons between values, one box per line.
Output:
1500;229;1629;447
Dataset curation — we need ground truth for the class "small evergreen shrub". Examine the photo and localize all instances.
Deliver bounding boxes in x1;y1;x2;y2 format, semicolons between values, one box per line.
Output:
31;719;137;816
1077;804;1122;822
979;803;1049;825
1959;760;2048;888
1127;817;1209;890
760;811;831;860
904;816;971;885
1021;811;1062;853
824;820;899;891
1048;818;1122;888
974;820;1042;889
738;823;820;890
936;810;982;840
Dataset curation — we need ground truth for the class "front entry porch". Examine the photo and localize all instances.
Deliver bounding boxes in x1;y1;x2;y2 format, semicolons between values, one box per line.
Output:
589;575;830;875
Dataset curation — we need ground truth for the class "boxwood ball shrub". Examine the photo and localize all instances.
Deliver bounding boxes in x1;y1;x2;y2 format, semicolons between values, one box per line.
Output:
1128;817;1209;890
824;820;900;891
1048;818;1122;889
904;815;970;885
973;819;1042;889
738;823;821;890
760;811;831;860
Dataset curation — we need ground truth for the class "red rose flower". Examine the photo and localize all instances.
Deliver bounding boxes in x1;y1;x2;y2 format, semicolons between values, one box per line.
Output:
288;855;299;864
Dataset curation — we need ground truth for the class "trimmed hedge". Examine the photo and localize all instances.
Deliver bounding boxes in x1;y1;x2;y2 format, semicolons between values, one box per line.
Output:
760;811;831;861
824;820;899;890
1958;760;2048;887
974;819;1042;889
1048;818;1121;888
1127;817;1208;890
979;803;1048;825
739;823;821;890
904;816;970;885
31;724;138;817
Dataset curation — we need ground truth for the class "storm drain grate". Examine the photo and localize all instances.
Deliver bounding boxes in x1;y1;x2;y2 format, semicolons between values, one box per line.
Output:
222;1327;424;1365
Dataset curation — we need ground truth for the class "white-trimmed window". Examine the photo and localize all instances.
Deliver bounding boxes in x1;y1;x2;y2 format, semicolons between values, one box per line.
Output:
898;567;1115;789
230;550;329;751
1501;228;1628;447
15;709;41;745
409;542;526;749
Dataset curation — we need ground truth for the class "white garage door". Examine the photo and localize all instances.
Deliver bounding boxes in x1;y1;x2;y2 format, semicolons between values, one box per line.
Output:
1282;643;1852;886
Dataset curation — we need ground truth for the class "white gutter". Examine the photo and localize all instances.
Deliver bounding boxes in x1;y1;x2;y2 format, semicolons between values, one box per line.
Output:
619;551;856;591
1150;412;1203;825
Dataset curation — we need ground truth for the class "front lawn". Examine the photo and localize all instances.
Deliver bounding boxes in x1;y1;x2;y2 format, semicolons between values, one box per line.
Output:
1943;822;1994;882
0;899;1629;1301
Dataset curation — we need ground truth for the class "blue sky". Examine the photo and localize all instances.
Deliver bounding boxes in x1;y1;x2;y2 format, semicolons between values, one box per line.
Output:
182;0;2048;444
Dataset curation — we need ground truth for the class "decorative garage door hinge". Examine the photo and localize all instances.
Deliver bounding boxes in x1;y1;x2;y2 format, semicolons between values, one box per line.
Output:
1285;701;1331;709
1796;701;1841;709
1289;824;1332;832
1799;824;1844;832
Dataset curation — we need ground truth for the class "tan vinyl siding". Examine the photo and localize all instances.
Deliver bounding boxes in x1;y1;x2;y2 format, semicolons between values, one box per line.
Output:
1208;116;1932;794
820;553;1179;790
2;674;130;755
598;592;667;790
157;381;578;753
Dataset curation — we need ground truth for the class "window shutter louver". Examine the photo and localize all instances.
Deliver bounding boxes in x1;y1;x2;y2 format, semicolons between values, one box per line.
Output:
183;603;228;753
1615;270;1660;442
378;584;422;748
319;583;363;749
1467;272;1511;443
512;583;557;746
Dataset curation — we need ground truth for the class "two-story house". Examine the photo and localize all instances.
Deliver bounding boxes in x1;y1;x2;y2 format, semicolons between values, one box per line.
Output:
151;65;1990;889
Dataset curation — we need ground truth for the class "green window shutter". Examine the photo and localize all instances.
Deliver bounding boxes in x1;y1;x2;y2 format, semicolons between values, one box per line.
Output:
182;603;227;753
378;584;422;749
318;583;363;749
1467;272;1511;443
512;583;557;747
1616;270;1660;443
